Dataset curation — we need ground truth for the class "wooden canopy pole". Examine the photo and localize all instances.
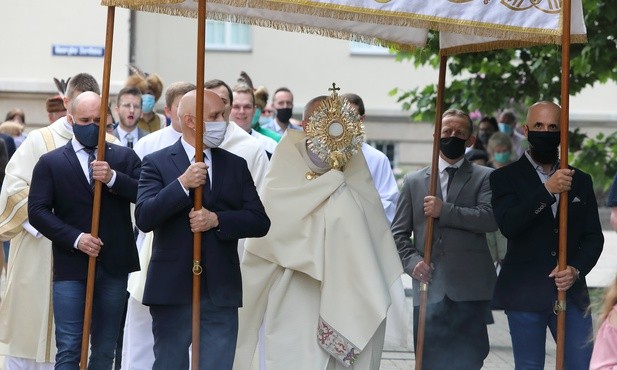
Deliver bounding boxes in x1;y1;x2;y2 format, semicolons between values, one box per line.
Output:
191;1;207;369
555;0;572;369
414;54;447;370
80;6;115;370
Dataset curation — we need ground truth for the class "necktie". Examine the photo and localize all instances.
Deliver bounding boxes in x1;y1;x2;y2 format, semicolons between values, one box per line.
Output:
204;152;212;196
84;147;96;191
126;133;134;149
445;166;458;191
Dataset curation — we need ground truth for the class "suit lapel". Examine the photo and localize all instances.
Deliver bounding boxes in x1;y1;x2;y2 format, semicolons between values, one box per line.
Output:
208;148;225;203
423;167;443;199
169;139;190;177
519;156;560;223
63;141;92;194
447;160;472;202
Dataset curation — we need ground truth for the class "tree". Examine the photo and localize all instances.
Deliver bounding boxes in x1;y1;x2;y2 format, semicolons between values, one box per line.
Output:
390;1;617;199
390;0;617;122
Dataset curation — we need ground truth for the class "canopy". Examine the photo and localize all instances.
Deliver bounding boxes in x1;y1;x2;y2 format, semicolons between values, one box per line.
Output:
101;0;587;54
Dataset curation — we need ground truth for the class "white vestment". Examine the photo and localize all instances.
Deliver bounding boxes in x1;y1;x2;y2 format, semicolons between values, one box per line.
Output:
250;129;278;155
361;143;398;223
234;130;403;370
361;143;411;351
0;118;118;368
122;123;268;370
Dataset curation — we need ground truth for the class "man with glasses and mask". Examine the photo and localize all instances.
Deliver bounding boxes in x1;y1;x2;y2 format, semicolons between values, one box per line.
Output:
391;108;498;370
490;101;603;370
28;91;141;370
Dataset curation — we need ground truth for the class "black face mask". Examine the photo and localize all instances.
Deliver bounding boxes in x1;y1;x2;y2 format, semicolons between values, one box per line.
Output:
276;108;293;124
478;132;491;146
73;123;99;149
440;137;467;160
528;131;560;165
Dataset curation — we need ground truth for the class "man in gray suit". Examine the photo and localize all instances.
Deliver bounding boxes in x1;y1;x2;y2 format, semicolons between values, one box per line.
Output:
113;86;149;148
391;108;498;370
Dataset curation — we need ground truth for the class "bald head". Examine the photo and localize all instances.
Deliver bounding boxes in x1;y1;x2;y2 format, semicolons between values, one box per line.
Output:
178;89;227;147
69;91;102;126
525;101;561;133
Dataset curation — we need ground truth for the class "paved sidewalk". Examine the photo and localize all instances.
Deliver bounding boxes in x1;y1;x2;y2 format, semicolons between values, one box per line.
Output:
379;308;556;369
2;229;615;369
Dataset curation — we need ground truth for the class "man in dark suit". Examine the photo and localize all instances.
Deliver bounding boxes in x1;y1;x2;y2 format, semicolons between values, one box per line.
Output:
490;101;604;370
135;89;270;370
391;108;497;370
28;91;141;370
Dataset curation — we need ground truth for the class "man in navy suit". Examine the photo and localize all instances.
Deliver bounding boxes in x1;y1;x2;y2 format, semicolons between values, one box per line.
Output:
135;89;270;370
490;101;604;370
28;91;141;370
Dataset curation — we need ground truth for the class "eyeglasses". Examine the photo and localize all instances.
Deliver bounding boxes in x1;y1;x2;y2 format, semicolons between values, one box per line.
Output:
232;105;254;111
119;103;141;110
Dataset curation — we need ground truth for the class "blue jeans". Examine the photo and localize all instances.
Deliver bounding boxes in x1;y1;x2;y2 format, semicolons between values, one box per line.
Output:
506;298;593;370
150;291;238;370
53;268;128;370
3;240;9;263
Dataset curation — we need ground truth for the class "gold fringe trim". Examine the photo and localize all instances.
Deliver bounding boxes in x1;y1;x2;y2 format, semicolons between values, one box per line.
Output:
101;0;183;6
207;12;420;50
441;34;588;56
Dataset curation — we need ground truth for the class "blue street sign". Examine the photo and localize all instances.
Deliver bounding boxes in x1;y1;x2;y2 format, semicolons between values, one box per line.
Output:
52;45;105;57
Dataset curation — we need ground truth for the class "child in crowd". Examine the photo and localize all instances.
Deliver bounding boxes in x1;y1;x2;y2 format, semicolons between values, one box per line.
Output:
590;274;617;370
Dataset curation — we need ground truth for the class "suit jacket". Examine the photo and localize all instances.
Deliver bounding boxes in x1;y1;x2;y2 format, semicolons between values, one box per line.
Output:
391;159;498;304
135;139;270;307
490;155;604;311
113;127;149;146
28;141;142;281
0;133;16;158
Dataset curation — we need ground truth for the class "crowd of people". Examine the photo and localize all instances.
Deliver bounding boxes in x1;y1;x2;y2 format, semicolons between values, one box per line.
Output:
0;69;615;370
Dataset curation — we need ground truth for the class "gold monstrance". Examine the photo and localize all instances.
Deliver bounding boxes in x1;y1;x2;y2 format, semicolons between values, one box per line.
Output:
305;83;365;171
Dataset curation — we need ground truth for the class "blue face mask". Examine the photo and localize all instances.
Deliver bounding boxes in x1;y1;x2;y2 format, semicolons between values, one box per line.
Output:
498;122;513;135
141;94;156;113
73;122;99;148
259;116;273;126
493;151;511;164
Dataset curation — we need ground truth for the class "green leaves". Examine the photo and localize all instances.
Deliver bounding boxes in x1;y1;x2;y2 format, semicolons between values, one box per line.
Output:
570;131;617;202
391;0;617;121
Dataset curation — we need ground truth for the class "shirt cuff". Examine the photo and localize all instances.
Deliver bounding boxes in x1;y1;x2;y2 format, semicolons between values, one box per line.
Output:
178;178;190;196
22;220;42;238
106;170;117;187
74;233;83;249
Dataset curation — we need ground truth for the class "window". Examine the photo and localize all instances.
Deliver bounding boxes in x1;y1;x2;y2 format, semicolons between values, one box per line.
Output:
206;20;251;51
349;41;391;56
366;140;397;168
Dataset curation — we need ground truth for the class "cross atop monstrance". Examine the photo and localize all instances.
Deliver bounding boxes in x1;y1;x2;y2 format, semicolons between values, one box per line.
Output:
328;82;340;96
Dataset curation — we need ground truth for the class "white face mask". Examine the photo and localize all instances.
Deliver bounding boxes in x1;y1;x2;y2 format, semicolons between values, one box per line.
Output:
202;121;227;148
